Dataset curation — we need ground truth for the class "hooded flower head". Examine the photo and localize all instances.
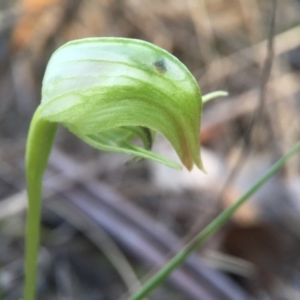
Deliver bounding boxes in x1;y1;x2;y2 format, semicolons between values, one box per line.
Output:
38;38;204;170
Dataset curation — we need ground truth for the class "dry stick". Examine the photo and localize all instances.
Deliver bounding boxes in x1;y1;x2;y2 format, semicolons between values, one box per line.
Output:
178;0;279;248
199;2;300;86
217;0;278;199
46;199;145;297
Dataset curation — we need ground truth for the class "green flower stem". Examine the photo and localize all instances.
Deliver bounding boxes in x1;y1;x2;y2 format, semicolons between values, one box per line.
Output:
129;140;300;300
25;110;57;300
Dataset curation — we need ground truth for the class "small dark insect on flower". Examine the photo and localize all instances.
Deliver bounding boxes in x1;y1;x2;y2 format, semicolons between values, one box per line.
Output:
153;59;167;74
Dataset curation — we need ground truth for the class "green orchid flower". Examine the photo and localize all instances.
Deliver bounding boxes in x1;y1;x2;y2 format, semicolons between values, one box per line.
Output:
25;37;228;300
32;38;205;171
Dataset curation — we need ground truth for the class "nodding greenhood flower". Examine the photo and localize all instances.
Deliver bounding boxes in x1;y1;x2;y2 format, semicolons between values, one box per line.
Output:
32;37;205;171
25;37;209;300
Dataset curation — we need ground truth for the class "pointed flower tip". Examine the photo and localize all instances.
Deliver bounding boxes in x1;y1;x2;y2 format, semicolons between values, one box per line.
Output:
185;157;206;173
40;37;205;172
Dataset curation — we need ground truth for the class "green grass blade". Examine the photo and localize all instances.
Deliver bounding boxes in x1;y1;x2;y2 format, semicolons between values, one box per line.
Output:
129;140;300;300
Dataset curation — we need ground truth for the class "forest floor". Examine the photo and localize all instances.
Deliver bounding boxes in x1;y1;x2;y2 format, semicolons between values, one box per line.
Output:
1;0;300;299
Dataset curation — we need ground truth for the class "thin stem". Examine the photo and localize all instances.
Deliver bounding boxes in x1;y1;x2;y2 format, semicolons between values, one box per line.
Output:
202;90;228;103
25;110;57;300
129;140;300;300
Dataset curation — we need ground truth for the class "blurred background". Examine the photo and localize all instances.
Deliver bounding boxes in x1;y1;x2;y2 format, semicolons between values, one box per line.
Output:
1;0;300;299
